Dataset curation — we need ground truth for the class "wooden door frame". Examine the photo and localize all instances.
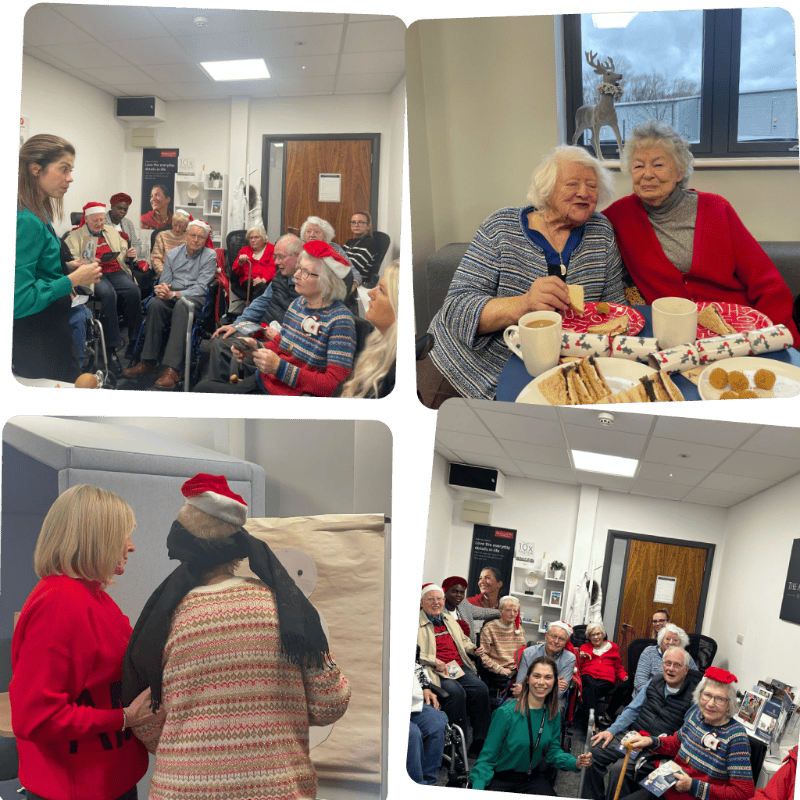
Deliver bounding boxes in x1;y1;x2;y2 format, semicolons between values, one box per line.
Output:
600;530;716;636
261;133;381;236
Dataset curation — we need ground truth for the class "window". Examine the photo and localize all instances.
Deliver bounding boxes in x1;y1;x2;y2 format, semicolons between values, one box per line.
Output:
564;8;798;159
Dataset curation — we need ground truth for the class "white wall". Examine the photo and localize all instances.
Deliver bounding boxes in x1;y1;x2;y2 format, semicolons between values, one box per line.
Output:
21;53;404;250
708;472;800;691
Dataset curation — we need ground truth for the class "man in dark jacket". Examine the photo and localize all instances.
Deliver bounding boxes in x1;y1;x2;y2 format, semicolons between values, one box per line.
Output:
199;234;302;386
582;646;702;800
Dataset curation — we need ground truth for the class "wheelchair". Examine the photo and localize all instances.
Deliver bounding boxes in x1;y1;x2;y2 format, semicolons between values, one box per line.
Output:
428;683;470;788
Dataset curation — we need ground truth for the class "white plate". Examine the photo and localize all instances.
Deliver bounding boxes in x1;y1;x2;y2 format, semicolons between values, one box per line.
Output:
525;572;539;589
697;357;800;400
516;357;655;405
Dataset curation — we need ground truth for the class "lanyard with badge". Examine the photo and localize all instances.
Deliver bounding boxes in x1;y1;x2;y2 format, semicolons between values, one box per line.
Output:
526;707;547;776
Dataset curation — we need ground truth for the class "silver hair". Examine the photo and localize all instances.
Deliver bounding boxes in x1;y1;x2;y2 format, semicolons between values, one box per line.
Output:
662;645;691;667
620;120;695;188
277;233;303;256
246;224;268;242
692;676;738;724
586;621;607;638
299;252;346;304
173;209;191;221
300;216;335;242
657;623;690;651
527;144;616;209
499;595;520;610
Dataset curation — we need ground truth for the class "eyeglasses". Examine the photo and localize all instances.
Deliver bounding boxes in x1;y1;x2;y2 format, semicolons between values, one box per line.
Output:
700;692;728;707
296;267;319;279
546;632;568;644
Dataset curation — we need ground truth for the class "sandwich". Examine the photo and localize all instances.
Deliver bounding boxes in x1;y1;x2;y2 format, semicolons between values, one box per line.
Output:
538;356;611;405
697;302;736;336
567;285;584;315
587;314;630;336
598;371;685;403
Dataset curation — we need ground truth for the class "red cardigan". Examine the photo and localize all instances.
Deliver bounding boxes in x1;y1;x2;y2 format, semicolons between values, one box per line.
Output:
603;192;799;341
578;641;627;683
232;243;276;283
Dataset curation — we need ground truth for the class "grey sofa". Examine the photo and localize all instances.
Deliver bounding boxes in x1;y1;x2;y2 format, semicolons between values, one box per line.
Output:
421;241;800;331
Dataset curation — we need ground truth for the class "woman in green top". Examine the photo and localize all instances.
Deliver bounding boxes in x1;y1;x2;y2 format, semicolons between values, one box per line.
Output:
470;655;591;793
15;134;102;381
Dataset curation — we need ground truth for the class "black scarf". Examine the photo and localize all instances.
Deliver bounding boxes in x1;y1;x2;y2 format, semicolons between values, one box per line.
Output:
121;520;331;710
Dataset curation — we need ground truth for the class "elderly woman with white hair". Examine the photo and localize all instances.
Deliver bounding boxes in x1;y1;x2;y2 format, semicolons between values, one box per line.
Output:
300;215;360;291
194;241;356;396
149;209;191;276
424;144;625;402
622;667;754;800
634;623;699;694
577;622;627;724
476;595;526;692
231;224;276;299
604;120;799;340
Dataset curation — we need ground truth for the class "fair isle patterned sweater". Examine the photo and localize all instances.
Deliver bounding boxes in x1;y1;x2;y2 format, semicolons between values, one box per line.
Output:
477;620;527;673
133;577;351;800
428;207;625;399
656;707;753;800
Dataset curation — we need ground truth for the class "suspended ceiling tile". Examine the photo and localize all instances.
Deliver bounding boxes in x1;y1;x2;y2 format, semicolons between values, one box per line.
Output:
271;75;335;96
24;47;73;72
339;50;405;75
652;416;758;448
149;6;262;36
517;463;578;483
111;83;180;100
53;4;168;41
557;406;654;435
335;72;403;93
447;454;524;477
697;471;773;495
740;425;800;458
24;5;95;46
434;444;460;463
81;66;156;85
681;487;749;507
247;12;346;31
478;411;565;448
499;440;571;468
574;471;633;492
37;41;132;69
138;62;208;84
715;450;800;482
636;461;709;487
111;37;193;67
642;437;732;471
435;430;506;458
343;19;407;53
436;402;484;434
265;54;339;79
562;424;648;460
629;479;690;501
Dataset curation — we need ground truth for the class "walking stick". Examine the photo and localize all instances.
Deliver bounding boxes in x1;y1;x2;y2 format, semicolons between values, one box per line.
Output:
246;258;252;306
577;709;594;798
612;741;634;800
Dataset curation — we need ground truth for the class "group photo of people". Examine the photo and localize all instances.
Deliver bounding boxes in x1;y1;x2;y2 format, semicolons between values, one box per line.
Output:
410;401;800;797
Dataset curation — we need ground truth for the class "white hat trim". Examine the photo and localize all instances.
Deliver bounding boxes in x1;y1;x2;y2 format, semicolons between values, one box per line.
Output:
185;491;247;525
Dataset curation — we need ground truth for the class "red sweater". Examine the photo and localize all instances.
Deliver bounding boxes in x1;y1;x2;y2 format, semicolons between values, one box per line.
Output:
10;576;148;800
578;641;627;683
603;192;799;341
232;244;276;283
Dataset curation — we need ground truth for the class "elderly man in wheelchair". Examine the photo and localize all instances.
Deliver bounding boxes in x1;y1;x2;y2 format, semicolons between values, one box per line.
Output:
123;219;217;390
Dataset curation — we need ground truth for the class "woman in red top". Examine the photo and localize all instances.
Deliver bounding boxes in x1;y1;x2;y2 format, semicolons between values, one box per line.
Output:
468;566;504;611
231;225;276;301
140;184;173;230
10;485;165;800
578;622;627;724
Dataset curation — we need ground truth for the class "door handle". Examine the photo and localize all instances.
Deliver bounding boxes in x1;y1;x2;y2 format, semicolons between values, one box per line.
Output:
621;623;634;629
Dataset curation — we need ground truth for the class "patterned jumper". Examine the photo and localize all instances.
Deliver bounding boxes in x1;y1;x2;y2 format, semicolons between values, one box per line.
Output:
478;620;527;673
428;207;625;399
655;707;753;800
134;577;351;800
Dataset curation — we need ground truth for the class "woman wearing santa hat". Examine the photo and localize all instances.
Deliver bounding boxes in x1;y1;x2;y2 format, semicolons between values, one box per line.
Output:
65;201;143;371
15;134;102;380
123;473;350;800
193;240;357;395
10;485;164;800
621;667;754;800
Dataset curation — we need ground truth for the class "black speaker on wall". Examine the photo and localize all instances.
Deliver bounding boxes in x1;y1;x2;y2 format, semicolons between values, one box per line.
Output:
448;463;504;494
116;97;157;117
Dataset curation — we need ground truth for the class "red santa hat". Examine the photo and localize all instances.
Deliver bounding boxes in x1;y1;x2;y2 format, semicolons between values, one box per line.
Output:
549;620;574;638
704;667;737;685
421;582;444;598
79;201;107;228
181;473;247;526
187;218;211;235
302;240;350;280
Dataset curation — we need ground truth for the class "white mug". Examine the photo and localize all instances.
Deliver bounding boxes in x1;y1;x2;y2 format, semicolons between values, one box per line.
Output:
503;311;563;377
652;297;698;349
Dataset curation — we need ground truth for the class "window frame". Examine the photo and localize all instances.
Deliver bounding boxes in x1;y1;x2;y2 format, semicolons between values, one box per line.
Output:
564;9;798;160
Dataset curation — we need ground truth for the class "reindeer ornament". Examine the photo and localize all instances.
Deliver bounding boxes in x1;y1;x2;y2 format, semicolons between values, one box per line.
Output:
572;51;624;161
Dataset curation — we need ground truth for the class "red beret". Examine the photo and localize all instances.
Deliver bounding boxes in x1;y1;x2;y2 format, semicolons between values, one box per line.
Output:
442;576;468;592
705;666;737;684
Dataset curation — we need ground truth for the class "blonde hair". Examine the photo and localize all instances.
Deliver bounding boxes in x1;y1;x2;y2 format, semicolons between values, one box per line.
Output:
177;504;241;580
18;134;75;223
340;261;398;398
34;485;135;584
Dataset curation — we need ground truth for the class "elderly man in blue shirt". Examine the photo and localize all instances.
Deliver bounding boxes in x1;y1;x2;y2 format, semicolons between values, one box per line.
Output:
511;620;576;707
124;219;217;389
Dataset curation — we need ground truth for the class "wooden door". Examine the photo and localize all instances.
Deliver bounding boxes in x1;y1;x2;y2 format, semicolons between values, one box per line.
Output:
614;539;709;669
283;139;373;246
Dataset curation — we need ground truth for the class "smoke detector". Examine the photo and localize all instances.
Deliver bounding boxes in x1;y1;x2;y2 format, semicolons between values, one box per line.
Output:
597;411;615;426
193;16;209;27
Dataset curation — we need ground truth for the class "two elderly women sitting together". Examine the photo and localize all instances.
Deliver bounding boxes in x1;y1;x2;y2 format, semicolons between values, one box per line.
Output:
422;119;799;404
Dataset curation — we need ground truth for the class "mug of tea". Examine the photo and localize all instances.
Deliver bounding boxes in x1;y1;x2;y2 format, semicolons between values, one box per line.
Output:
503;311;563;377
652;297;698;349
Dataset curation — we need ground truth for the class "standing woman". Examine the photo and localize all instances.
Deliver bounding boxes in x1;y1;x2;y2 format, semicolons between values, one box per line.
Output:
469;656;591;792
140;184;173;230
9;485;164;800
15;134;102;380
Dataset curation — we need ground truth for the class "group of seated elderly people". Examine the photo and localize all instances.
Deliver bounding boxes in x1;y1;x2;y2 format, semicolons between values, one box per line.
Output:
420;119;799;404
413;583;795;798
14;149;395;397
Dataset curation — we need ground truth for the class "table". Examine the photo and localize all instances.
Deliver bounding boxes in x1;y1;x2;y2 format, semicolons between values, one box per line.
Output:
496;306;800;402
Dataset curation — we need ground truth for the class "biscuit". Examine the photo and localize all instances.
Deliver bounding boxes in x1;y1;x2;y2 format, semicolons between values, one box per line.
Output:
728;371;749;393
739;390;758;399
754;368;776;390
720;390;739;399
708;368;728;390
596;302;610;316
